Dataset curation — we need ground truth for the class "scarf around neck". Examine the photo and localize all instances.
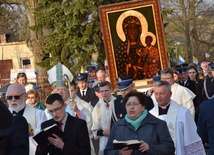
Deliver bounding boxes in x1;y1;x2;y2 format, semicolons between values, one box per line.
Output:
125;109;148;130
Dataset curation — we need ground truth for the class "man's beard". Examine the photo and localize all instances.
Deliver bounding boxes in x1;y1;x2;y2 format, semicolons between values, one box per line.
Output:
9;101;26;113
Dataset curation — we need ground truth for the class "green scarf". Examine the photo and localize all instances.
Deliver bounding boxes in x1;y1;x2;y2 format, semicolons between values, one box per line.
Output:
125;109;148;130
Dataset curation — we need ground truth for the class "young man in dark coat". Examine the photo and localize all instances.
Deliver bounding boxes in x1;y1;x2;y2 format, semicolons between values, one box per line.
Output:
35;93;91;155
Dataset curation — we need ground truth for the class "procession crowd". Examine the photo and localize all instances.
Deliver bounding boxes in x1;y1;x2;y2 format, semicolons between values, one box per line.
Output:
0;60;214;155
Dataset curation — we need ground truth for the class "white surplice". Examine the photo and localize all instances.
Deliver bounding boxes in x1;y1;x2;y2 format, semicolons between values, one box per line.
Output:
151;82;196;117
150;100;205;155
91;95;117;155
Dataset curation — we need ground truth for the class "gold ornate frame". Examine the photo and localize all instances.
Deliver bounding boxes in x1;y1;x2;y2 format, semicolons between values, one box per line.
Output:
99;0;169;90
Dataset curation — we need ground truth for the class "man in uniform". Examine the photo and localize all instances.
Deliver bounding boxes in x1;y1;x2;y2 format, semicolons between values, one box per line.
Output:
76;73;99;107
201;62;214;101
117;75;154;111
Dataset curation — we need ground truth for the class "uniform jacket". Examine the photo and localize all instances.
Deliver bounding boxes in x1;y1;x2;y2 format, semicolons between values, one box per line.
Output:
198;98;214;155
105;113;175;155
112;96;127;124
36;114;91;155
200;76;214;101
77;87;99;107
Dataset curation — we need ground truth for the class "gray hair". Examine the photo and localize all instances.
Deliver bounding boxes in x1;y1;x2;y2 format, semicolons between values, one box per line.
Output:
160;68;174;78
154;80;171;92
96;70;106;76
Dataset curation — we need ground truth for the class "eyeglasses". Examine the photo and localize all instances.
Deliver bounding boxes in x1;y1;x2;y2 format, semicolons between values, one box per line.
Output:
6;93;25;100
48;105;64;115
126;102;140;107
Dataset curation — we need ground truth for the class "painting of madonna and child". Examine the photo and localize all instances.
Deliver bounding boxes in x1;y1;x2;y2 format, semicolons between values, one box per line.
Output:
100;1;169;83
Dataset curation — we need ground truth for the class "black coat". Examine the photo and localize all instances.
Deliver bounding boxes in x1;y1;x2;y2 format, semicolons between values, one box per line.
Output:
76;88;99;107
36;114;91;155
0;114;29;155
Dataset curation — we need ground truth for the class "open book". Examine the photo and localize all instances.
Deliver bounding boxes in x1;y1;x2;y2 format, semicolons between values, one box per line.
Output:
33;123;63;146
113;139;140;150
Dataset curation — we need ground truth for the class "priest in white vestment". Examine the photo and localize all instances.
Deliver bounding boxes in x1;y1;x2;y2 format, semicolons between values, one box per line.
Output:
150;67;195;117
149;80;205;155
6;84;47;155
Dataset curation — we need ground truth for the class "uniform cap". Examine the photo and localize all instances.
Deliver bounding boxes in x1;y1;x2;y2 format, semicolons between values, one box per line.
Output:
76;73;88;82
117;75;133;90
175;64;188;74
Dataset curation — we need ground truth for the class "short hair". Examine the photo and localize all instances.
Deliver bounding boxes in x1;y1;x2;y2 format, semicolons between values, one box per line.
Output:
154;80;171;92
98;81;111;89
46;93;64;105
70;80;76;89
161;68;174;78
96;70;106;76
123;90;146;107
27;89;38;98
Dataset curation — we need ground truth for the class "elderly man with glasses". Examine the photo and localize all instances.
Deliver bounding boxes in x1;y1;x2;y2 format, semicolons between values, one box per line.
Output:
6;83;47;155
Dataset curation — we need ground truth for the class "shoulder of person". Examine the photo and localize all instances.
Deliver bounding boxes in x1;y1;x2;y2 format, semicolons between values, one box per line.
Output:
67;114;87;125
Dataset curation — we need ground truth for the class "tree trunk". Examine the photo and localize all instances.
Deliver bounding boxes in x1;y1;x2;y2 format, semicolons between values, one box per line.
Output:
0;0;47;77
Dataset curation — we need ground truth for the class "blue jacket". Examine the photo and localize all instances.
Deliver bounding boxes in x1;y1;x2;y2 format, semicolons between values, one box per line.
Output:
105;113;175;155
198;98;214;155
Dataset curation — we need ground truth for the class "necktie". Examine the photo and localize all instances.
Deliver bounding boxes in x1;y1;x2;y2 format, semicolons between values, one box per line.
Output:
82;91;85;96
58;122;63;131
104;100;109;109
75;113;79;118
181;81;184;86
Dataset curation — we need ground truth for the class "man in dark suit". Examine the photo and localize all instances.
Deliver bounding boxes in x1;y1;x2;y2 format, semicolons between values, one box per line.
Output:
36;93;91;155
76;73;99;107
198;98;214;155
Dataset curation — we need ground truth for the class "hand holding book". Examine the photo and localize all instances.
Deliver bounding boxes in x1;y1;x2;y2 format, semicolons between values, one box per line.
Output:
113;139;141;150
33;123;63;146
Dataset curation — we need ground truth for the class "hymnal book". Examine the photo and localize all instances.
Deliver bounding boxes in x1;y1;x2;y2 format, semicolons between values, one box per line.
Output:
113;139;140;150
33;124;63;146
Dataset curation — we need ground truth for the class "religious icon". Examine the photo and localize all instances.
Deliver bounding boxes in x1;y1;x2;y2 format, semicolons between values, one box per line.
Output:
114;10;161;80
99;0;169;89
